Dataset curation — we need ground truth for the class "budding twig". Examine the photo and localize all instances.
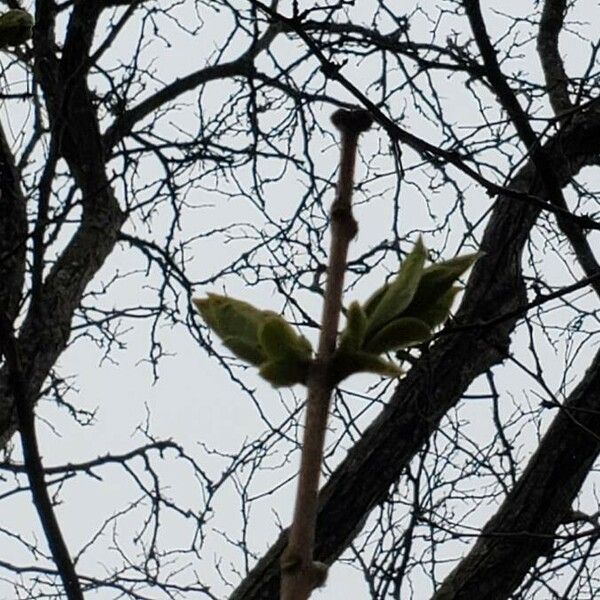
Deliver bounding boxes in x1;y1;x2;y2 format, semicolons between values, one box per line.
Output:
280;108;372;600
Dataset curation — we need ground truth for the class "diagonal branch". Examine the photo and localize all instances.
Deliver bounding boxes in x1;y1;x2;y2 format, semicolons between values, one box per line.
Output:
463;0;600;299
432;348;600;600
0;2;126;448
229;105;600;600
0;315;84;600
537;0;572;115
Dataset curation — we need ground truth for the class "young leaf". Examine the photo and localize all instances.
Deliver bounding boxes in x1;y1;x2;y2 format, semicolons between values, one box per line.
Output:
259;316;313;362
363;317;432;354
405;252;480;313
365;237;427;337
331;350;402;384
221;336;265;366
258;358;309;387
363;283;389;318
193;294;271;366
404;286;461;329
338;301;368;351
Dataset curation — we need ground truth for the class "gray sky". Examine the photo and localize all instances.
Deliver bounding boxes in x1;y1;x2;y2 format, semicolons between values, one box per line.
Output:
1;1;599;598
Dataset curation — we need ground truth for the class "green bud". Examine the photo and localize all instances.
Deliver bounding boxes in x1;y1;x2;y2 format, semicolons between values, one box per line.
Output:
338;301;368;352
0;10;34;48
258;316;312;362
363;282;389;318
401;252;481;326
221;336;265;366
405;286;461;329
194;294;313;387
363;317;432;354
365;237;427;337
193;294;271;366
258;358;309;387
331;350;402;383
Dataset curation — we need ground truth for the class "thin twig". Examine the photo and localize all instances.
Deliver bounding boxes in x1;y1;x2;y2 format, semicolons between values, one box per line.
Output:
440;270;600;337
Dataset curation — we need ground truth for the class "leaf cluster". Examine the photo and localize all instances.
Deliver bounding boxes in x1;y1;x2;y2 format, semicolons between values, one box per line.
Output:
193;239;479;388
331;238;480;383
193;294;313;387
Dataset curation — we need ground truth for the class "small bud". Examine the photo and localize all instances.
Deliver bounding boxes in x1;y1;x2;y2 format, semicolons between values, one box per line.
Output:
338;301;368;352
193;294;270;366
193;294;312;387
330;108;373;135
0;9;34;48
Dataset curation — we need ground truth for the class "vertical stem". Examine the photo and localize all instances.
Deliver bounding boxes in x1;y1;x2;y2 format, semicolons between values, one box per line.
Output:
281;109;372;600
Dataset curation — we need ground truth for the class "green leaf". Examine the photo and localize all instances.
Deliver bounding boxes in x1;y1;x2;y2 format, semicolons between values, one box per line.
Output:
0;9;33;47
401;251;480;326
338;301;368;351
194;295;313;378
407;252;479;307
363;317;432;353
365;237;427;337
331;350;402;383
221;336;265;366
258;358;309;387
258;316;313;362
363;283;389;318
193;294;270;366
406;286;461;329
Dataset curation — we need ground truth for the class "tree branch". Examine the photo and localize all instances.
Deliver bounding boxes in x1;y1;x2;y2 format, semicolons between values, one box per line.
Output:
0;1;126;448
432;348;600;599
280;108;372;600
0;123;26;323
463;0;600;301
103;23;282;149
229;99;600;600
0;315;84;600
250;0;600;232
537;0;572;115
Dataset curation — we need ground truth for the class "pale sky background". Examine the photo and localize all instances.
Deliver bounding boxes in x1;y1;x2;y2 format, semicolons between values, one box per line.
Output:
0;1;599;599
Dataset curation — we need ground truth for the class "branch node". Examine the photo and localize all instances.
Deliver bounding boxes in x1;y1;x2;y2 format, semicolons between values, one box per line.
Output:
331;200;358;239
330;108;373;136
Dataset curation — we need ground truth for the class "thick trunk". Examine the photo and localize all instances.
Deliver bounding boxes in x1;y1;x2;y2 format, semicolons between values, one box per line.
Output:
0;3;125;447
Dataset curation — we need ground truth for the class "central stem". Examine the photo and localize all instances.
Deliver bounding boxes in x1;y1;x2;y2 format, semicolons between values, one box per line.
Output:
280;109;373;600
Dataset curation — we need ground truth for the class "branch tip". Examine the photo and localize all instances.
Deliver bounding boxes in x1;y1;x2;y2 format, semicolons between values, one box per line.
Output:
330;108;373;135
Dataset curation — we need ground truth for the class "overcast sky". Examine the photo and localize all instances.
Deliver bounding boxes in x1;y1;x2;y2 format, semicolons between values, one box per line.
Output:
1;1;599;598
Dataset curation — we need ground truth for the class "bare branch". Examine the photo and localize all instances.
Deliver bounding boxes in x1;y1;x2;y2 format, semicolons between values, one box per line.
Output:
538;0;573;115
0;315;83;600
433;348;600;600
